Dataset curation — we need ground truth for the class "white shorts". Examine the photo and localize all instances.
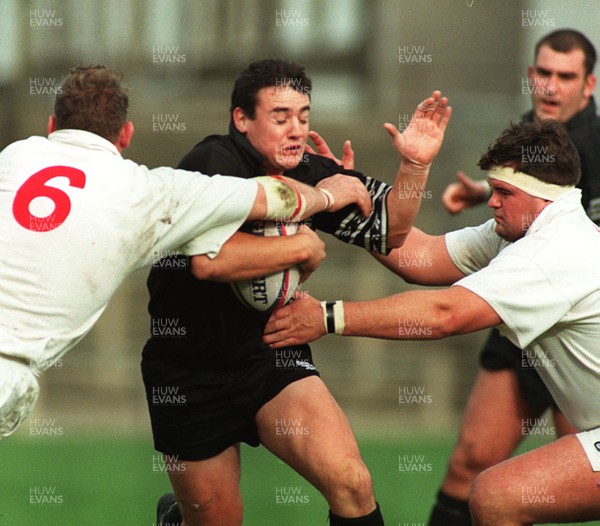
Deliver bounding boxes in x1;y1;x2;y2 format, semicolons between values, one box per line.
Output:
0;356;40;438
576;427;600;472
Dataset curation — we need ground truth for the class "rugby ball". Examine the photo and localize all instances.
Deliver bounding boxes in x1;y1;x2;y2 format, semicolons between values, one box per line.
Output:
230;221;302;312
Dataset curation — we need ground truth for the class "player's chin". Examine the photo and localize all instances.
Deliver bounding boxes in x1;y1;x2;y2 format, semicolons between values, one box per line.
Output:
495;226;521;242
534;102;560;121
494;223;508;239
280;156;303;171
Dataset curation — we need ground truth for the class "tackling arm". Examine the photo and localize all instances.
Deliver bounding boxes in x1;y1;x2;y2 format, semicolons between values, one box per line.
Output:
191;227;325;282
248;175;372;223
263;285;501;348
342;286;500;339
372;227;466;286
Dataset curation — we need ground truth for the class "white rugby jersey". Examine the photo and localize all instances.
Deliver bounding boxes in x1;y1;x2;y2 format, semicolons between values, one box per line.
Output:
0;130;257;370
446;189;600;431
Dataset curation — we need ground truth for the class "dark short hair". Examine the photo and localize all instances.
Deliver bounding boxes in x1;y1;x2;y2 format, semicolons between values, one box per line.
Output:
54;65;129;143
478;120;580;187
230;59;312;119
535;29;597;76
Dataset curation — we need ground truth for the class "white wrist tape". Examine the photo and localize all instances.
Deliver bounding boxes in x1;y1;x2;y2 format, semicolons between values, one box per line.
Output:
319;188;335;210
333;301;345;335
256;175;307;222
320;300;345;335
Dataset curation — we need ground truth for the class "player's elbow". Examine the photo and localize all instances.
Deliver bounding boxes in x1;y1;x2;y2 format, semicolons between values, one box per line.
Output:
386;229;410;250
190;255;225;281
431;301;465;338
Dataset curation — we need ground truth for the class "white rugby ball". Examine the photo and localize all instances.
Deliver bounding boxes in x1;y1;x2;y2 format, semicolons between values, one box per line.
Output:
231;221;302;312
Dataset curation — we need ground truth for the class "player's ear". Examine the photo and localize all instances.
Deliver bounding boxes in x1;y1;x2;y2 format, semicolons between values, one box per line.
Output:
232;107;249;134
47;116;56;135
117;120;134;151
583;73;596;99
527;64;535;80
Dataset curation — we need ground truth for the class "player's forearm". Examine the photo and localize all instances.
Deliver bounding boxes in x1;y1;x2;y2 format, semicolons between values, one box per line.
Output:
191;232;315;282
263;285;498;348
373;227;465;286
247;176;332;223
342;290;453;340
385;161;430;248
342;287;499;340
292;178;334;220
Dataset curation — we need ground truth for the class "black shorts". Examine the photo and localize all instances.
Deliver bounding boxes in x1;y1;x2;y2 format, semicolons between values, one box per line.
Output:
142;346;319;461
480;328;558;409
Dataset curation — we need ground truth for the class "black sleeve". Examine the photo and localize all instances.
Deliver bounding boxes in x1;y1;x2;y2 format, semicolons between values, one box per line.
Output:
303;155;393;255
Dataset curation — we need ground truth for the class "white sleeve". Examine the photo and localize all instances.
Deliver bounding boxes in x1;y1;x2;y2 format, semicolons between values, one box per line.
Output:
445;219;510;275
454;252;572;348
147;168;258;262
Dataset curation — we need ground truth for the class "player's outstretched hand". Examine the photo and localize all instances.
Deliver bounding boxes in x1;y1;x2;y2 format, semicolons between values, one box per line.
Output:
306;131;355;170
295;225;326;282
441;171;490;214
384;90;452;168
263;294;325;348
316;174;372;217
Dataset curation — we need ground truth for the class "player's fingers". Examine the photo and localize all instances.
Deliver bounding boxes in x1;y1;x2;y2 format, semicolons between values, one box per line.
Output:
383;122;399;138
441;183;462;214
355;184;372;217
456;170;472;187
437;104;452;131
267;305;288;324
305;145;316;155
309;131;333;156
342;140;354;170
444;201;462;215
428;94;446;116
415;90;440;114
265;306;294;336
264;334;295;349
262;319;290;343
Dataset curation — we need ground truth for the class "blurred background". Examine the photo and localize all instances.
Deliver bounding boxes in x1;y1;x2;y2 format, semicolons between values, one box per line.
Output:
2;1;599;524
6;0;598;435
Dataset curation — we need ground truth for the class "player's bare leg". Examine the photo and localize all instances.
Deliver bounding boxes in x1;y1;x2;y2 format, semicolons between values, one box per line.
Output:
442;369;549;499
470;434;600;525
256;375;383;523
428;369;549;526
165;444;243;526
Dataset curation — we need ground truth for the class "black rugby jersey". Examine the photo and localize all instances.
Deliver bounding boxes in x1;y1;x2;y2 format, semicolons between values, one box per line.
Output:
523;97;600;224
142;123;392;368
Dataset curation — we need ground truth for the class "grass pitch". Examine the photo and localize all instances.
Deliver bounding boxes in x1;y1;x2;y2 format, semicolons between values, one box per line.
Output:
0;433;584;525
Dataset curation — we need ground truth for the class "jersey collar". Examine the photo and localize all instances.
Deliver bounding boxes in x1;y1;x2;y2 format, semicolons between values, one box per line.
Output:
48;129;122;157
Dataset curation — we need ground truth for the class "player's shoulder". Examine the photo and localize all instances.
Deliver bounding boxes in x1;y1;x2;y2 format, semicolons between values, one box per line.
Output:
178;133;243;176
0;135;48;156
591;111;600;133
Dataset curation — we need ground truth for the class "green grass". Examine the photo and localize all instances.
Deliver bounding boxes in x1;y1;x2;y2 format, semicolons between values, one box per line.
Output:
0;433;586;525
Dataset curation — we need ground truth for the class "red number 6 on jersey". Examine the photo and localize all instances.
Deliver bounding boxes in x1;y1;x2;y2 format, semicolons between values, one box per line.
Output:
12;166;86;232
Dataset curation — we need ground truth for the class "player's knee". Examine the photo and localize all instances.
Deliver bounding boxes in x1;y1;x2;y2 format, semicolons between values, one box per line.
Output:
469;468;508;524
451;433;504;477
469;471;489;523
179;493;243;526
328;460;374;508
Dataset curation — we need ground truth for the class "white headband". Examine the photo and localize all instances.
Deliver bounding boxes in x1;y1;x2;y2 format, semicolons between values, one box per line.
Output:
487;166;574;201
